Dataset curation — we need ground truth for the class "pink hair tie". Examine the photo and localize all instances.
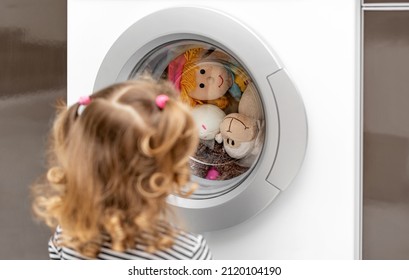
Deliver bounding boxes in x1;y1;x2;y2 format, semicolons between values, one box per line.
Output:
155;94;169;110
77;96;92;116
78;96;91;105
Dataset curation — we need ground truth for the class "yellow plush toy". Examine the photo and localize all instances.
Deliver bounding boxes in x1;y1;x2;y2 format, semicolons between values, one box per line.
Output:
168;47;250;110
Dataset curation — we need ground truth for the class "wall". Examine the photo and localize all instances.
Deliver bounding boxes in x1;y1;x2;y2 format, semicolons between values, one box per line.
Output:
363;7;409;259
0;0;66;259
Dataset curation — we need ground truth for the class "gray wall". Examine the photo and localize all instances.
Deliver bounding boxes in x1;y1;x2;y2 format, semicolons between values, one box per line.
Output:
0;0;66;259
363;10;409;259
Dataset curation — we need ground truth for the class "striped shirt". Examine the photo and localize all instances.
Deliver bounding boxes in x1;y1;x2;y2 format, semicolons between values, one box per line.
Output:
48;227;212;260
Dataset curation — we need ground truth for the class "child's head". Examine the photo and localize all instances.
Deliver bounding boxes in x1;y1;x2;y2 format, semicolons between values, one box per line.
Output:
32;76;198;257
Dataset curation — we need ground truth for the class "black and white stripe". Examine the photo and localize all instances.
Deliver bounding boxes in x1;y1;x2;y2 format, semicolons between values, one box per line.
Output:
48;227;212;260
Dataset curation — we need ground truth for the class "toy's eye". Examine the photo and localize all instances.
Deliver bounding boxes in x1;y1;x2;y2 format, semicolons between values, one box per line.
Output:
200;69;206;74
231;140;235;146
227;138;230;144
199;83;205;88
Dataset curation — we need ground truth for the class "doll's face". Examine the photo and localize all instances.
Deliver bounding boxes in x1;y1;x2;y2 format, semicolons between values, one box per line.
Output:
188;62;233;101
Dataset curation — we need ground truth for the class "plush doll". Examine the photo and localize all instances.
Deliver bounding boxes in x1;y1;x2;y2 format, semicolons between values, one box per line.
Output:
237;82;263;120
188;104;226;181
168;47;250;110
191;104;226;141
215;82;264;164
169;48;260;180
216;113;259;159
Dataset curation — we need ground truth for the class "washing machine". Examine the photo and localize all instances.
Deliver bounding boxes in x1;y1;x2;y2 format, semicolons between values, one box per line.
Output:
68;0;358;259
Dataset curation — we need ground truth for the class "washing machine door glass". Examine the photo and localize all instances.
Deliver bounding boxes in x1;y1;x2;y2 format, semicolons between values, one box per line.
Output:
130;41;265;198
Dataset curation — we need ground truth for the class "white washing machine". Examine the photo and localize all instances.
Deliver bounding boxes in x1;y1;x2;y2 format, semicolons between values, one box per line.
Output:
68;0;358;259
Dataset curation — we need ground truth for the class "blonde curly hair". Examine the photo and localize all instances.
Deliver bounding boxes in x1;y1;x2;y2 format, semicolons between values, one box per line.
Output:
31;77;198;258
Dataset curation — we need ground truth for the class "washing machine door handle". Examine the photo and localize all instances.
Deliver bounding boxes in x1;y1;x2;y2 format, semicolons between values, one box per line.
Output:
266;69;308;190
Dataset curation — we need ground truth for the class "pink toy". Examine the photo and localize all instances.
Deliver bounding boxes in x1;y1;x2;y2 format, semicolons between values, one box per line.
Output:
205;167;220;180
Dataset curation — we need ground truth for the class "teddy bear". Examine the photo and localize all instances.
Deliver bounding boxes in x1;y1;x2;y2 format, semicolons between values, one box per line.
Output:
215;82;264;167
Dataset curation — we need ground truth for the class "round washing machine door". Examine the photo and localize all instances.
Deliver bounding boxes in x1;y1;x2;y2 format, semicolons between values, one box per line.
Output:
94;7;307;232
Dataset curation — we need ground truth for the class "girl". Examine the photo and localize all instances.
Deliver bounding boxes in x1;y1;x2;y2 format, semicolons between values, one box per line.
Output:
31;76;212;260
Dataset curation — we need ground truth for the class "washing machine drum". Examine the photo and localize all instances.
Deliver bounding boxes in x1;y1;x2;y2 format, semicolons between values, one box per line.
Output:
94;7;307;232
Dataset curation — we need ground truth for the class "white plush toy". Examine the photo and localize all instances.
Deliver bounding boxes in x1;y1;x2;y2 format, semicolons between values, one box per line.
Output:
191;104;226;141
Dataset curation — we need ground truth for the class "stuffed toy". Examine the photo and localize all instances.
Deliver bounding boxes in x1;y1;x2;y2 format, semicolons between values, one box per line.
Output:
216;82;264;164
216;113;259;159
191;104;226;141
168;48;261;180
237;82;263;120
168;47;250;110
190;104;226;181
